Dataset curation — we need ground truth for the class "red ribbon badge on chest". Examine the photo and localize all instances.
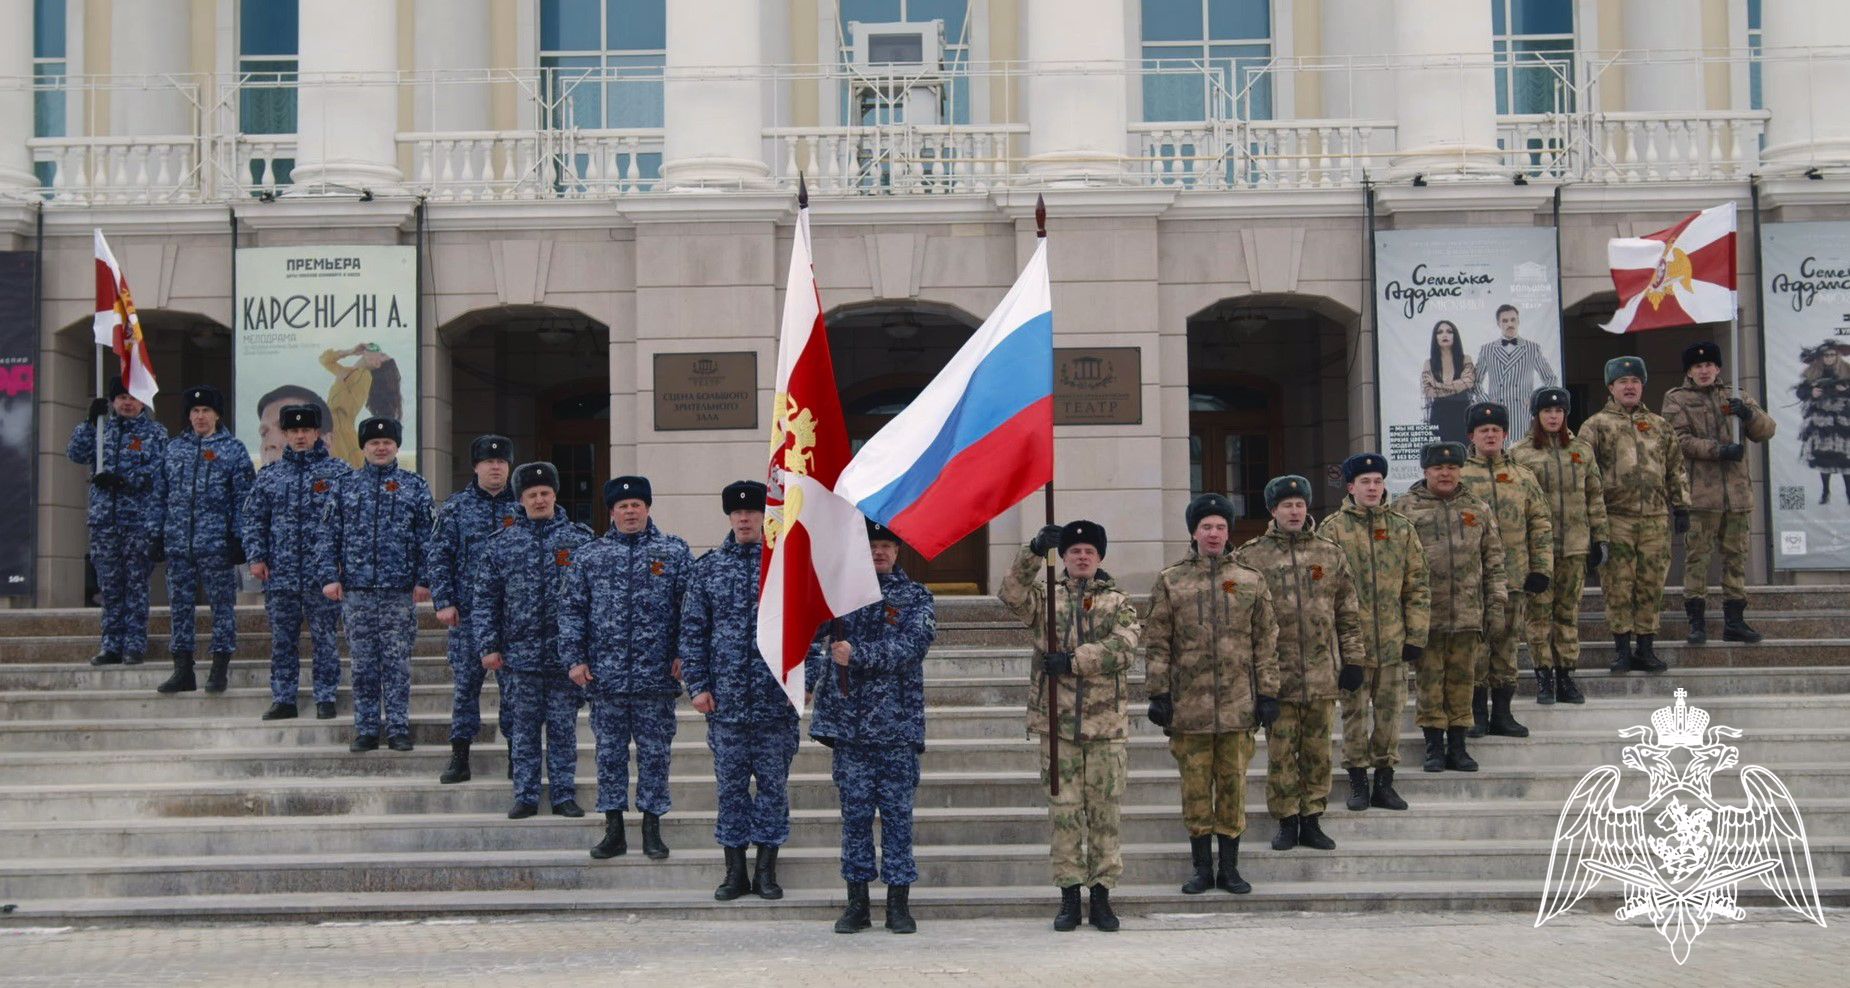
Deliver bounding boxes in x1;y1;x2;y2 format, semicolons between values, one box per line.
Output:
1462;512;1478;527
1570;452;1583;463
1221;579;1236;593
1636;421;1651;432
1310;564;1325;581
884;605;900;625
650;560;665;576
1373;528;1389;541
202;450;217;462
313;480;329;494
385;481;399;493
128;437;142;451
1496;472;1510;483
503;516;516;528
555;549;572;566
1082;596;1093;612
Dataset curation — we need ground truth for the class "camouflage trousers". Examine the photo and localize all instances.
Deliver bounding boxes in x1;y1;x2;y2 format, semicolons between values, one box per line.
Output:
1684;510;1751;602
504;670;583;809
341;590;417;738
832;743;920;885
444;621;506;743
1169;731;1254;838
165;555;239;655
708;719;800;848
1606;513;1671;635
90;531;152;656
1341;662;1407;769
1038;735;1125;889
1525;552;1588;669
1265;699;1333;818
264;589;342;705
587;693;677;815
1416;631;1480;730
1476;591;1525;690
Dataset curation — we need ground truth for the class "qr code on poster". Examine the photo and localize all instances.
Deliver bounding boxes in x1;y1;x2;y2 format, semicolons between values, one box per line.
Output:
1779;486;1806;511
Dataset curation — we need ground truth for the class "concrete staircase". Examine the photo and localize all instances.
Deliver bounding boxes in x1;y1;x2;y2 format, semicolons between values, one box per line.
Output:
1;587;1846;924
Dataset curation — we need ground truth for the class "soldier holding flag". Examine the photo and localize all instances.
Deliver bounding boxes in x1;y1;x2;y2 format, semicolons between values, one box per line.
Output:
66;377;166;667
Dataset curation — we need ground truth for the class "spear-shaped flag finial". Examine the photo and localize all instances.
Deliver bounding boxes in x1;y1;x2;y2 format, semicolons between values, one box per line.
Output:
1035;194;1046;239
798;172;809;210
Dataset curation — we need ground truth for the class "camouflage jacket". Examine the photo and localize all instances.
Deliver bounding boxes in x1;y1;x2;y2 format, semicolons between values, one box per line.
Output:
1390;483;1507;635
1462;451;1554;582
154;427;255;561
806;568;936;750
1142;549;1280;733
1578;399;1690;517
1233;520;1367;703
427;481;522;614
313;461;434;592
239;441;350;592
1320;497;1431;664
1663;378;1776;513
998;546;1141;743
1508;431;1610;556
469;514;596;675
557;520;693;696
65;412;167;538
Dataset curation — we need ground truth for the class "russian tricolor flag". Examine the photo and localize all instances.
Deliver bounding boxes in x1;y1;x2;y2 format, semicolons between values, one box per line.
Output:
834;240;1053;559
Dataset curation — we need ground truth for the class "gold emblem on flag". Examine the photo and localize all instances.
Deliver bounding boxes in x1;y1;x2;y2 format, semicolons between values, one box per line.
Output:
1643;243;1694;311
765;391;820;551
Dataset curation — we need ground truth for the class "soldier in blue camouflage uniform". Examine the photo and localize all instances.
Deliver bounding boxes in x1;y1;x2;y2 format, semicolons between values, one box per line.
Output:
558;475;691;861
807;520;936;934
428;434;522;784
472;462;595;819
241;405;349;720
65;377;166;666
153;386;255;694
681;480;798;902
315;417;433;752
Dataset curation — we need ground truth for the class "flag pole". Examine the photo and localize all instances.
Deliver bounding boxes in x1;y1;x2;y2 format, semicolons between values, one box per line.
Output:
796;172;851;700
1035;195;1060;797
93;343;104;474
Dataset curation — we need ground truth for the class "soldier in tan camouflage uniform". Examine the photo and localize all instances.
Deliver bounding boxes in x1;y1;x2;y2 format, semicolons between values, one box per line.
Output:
1663;341;1776;645
1508;387;1608;706
1579;356;1690;674
1145;493;1281;896
999;520;1141;933
1322;453;1429;813
1392;442;1507;774
1460;401;1552;739
1235;475;1366;854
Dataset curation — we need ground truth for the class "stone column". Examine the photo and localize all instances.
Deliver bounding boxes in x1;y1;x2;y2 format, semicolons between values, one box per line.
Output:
1760;0;1850;171
0;0;37;190
1388;0;1502;179
109;0;193;135
660;0;771;189
1023;0;1128;182
412;0;490;133
1321;0;1396;119
292;0;403;190
1620;0;1704;112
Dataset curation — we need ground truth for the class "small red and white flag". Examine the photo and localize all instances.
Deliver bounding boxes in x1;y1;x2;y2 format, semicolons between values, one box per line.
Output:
1602;202;1739;334
756;183;881;713
93;230;159;404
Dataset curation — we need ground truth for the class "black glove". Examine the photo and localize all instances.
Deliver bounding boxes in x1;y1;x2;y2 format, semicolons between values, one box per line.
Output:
1718;442;1745;462
88;397;109;423
1145;693;1173;728
227;541;247;566
1042;650;1074;677
1028;524;1063;557
148;537;165;563
1728;397;1752;422
1401;643;1423;664
1254;694;1280;728
1674;509;1691;536
1587;541;1607;569
1522;572;1551;595
91;471;124;492
1337;664;1365;693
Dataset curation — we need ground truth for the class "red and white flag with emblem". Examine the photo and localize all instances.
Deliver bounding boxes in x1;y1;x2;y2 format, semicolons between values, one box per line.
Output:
93;229;160;404
1602;202;1738;334
756;183;881;713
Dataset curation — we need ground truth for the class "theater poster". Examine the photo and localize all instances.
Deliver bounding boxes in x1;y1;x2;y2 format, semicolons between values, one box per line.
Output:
1761;221;1850;570
1374;227;1562;493
0;251;36;595
235;246;418;470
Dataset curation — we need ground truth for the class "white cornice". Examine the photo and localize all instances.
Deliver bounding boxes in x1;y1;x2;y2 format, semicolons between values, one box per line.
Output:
418;198;628;232
803;193;1006;226
620;191;794;224
1755;176;1850;211
994;186;1178;220
1372;180;1557;217
0;201;37;239
37;204;236;237
234;197;418;232
1158;188;1369;221
1552;181;1752;215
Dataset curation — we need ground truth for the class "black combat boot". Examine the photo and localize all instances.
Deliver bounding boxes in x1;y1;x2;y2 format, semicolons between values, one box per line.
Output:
552;799;584;818
315;701;337;720
1371;767;1408;810
205;652;232;693
1468;686;1489;738
1444;727;1478;772
1215;835;1251;894
641;811;670;859
1086;885;1120;932
1053;885;1082;931
507;802;538;819
1634;634;1667;673
439;740;471;784
713;845;751;900
1535;668;1557;705
1180;834;1214;894
885;884;917;934
1270;815;1300;850
262;702;298;721
121;653;144;666
1298;814;1336;850
1422;727;1446;773
1555;666;1586;704
89;650;123;666
590;811;627;859
349;734;379;752
834;881;872;933
1722;600;1764;643
1487;687;1530;737
156;651;196;693
1685;598;1708;644
1345;767;1370;811
1609;633;1635;673
751;844;783;900
386;735;414;752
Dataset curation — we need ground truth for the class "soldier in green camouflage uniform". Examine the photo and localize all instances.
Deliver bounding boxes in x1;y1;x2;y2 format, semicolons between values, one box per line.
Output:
999;520;1141;933
1235;476;1366;854
1663;341;1776;645
1460;401;1552;739
1508;387;1608;706
1145;493;1281;896
1392;442;1507;774
1322;453;1429;813
1578;356;1690;674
